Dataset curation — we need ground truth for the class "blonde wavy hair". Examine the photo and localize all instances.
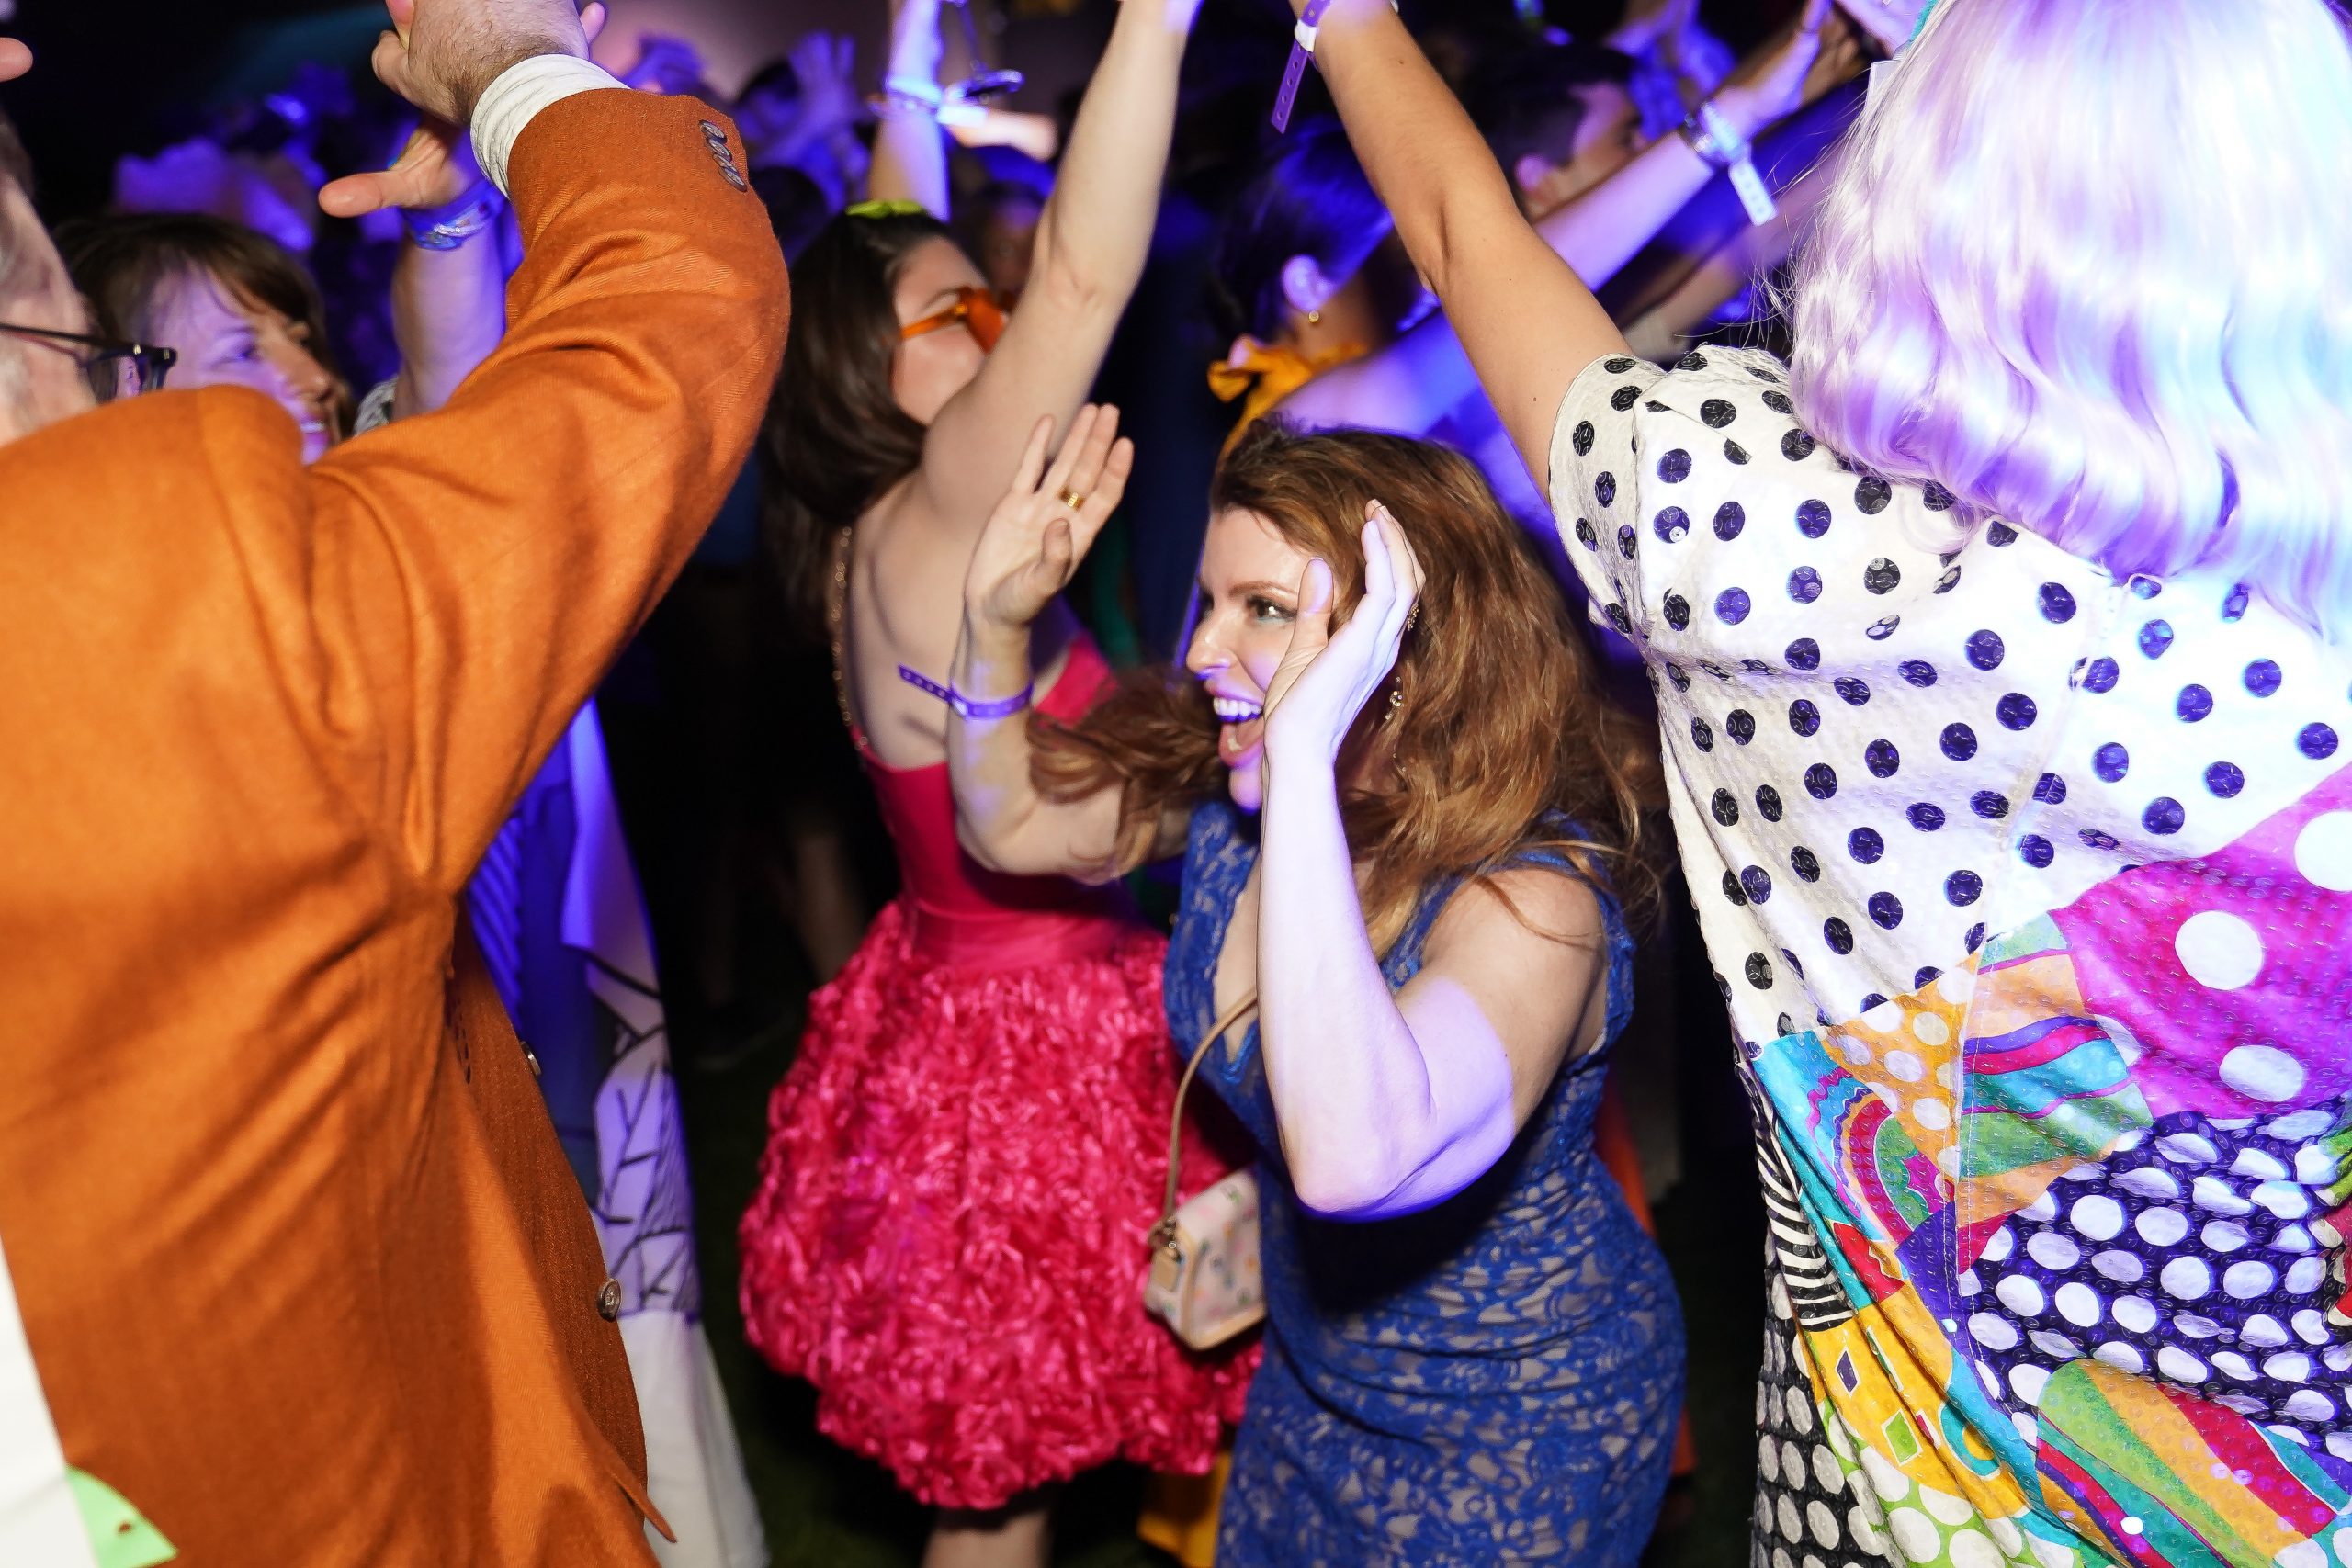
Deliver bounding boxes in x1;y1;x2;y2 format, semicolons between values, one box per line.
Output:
1787;0;2352;629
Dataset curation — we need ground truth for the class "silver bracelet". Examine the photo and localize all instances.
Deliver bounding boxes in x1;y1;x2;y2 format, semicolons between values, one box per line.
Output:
1676;100;1751;172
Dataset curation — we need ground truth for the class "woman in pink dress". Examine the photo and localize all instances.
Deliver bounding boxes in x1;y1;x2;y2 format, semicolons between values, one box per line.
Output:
737;1;1248;1562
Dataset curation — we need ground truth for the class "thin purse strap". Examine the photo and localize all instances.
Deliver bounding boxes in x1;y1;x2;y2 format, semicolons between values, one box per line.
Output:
1159;990;1260;1237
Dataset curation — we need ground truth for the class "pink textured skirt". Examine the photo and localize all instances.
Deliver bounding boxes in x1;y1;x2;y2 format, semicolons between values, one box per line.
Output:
739;897;1255;1509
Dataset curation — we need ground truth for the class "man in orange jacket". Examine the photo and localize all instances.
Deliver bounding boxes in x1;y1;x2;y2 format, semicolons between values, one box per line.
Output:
0;0;786;1561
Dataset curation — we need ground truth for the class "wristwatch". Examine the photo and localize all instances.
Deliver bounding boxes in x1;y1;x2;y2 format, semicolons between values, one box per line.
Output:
1676;100;1752;173
1679;100;1779;227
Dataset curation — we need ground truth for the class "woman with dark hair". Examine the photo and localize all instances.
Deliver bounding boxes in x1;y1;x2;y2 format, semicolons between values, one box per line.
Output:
1204;120;1408;444
942;406;1683;1564
62;211;348;461
736;0;1251;1562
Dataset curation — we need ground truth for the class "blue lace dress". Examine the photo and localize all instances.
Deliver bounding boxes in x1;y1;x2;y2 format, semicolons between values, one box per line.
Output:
1167;802;1685;1566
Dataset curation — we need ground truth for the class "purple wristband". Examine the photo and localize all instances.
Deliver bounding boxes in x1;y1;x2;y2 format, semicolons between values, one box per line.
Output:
898;665;1034;721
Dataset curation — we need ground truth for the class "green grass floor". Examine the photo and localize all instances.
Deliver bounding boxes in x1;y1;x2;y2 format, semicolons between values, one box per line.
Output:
672;995;1765;1568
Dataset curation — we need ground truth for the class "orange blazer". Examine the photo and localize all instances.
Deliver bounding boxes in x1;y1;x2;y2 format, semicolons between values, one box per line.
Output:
0;89;786;1565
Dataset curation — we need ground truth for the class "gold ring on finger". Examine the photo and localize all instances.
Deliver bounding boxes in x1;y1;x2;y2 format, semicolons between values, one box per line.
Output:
1057;487;1088;511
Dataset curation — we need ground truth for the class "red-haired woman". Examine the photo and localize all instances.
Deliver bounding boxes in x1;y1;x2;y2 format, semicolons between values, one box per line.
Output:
944;406;1684;1565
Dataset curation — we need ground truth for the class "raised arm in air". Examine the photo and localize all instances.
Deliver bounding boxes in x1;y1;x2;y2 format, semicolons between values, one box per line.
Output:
1297;0;1833;481
948;405;1187;881
907;0;1198;542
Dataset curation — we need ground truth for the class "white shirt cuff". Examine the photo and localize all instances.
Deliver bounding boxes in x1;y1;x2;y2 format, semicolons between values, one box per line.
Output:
470;55;630;197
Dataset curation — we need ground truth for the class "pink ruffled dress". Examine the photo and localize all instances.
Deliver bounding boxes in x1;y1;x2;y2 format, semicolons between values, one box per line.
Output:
739;635;1253;1509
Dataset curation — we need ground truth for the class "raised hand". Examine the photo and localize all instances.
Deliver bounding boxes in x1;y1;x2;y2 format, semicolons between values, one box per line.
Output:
0;39;29;84
790;31;863;137
1609;0;1701;57
322;0;603;217
1713;0;1866;141
964;405;1133;635
368;0;594;130
618;33;705;96
1261;502;1425;771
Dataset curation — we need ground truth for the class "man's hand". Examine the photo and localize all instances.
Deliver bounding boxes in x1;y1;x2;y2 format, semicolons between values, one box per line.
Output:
369;0;593;130
324;1;602;218
0;39;30;84
320;120;483;220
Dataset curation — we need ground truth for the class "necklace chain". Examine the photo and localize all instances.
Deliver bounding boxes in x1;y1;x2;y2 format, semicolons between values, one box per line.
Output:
827;525;855;735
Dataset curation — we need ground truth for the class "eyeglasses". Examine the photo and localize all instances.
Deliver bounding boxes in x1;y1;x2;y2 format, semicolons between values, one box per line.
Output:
0;322;178;402
899;287;1009;353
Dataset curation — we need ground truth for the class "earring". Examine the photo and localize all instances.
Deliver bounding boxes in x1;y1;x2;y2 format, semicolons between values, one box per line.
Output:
1306;309;1323;327
1385;680;1406;724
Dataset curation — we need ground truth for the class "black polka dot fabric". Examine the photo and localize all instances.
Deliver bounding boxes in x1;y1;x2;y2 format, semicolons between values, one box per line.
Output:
1549;348;2352;1568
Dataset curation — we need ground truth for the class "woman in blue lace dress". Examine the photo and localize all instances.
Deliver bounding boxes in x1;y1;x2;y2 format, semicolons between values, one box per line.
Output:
939;407;1685;1564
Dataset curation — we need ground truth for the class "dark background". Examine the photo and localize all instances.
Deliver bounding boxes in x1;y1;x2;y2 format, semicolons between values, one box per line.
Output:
0;0;1783;217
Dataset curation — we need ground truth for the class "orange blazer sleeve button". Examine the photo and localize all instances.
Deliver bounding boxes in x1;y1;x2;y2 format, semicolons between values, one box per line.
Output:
596;1279;623;1321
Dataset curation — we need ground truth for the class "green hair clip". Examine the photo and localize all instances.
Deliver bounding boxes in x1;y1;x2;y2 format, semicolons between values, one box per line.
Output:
846;199;928;220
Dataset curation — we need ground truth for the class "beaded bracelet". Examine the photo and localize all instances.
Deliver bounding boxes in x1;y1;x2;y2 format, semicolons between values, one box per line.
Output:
897;665;1035;721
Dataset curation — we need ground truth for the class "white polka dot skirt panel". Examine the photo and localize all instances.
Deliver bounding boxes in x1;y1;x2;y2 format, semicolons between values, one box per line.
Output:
1549;349;2352;1567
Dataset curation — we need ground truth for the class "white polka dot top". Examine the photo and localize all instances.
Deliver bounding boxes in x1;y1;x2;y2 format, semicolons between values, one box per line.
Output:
1550;347;2352;1567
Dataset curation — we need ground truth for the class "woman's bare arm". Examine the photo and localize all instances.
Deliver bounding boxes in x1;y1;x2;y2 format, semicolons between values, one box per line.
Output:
868;0;950;219
1250;512;1604;1219
1300;0;1834;483
948;407;1186;879
907;0;1197;543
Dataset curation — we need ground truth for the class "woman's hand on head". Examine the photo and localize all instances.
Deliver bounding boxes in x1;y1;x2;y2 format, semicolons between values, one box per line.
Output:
1261;501;1424;773
964;403;1133;634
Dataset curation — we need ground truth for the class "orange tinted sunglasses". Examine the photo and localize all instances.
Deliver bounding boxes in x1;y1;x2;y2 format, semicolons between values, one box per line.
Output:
899;286;1010;353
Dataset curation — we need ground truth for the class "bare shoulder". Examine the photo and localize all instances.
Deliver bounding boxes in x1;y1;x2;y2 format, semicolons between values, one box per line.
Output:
1424;862;1608;970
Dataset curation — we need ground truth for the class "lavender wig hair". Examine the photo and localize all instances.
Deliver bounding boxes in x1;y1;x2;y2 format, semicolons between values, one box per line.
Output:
1785;0;2352;628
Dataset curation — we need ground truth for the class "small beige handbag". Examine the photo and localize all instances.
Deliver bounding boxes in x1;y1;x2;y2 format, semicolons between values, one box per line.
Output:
1144;993;1265;1350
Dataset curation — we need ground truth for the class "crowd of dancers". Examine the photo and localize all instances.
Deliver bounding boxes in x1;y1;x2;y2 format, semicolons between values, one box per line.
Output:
4;0;2351;1565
